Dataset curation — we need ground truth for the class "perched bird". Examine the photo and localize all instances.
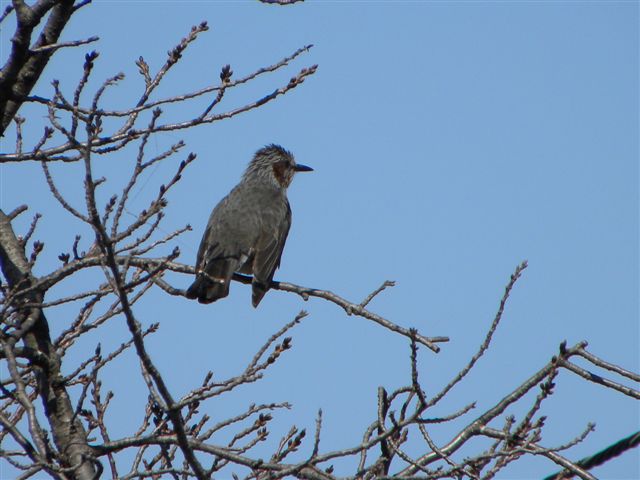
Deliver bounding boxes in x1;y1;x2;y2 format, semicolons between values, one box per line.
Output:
186;144;313;307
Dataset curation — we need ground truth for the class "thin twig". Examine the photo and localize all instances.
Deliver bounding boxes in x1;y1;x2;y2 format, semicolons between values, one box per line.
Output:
30;36;99;53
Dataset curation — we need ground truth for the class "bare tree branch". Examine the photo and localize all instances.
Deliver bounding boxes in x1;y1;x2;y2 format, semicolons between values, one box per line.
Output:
0;0;88;135
30;36;99;53
259;0;304;4
0;210;97;479
543;431;640;480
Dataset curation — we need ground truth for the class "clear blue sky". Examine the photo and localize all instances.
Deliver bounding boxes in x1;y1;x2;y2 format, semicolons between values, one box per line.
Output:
1;1;638;478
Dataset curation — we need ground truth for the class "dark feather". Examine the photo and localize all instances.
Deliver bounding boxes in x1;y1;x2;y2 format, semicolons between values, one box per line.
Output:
187;220;244;303
251;201;292;307
186;257;237;304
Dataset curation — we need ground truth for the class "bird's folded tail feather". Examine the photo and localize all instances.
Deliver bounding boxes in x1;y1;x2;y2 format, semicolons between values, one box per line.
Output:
251;281;269;308
187;256;240;304
186;273;230;304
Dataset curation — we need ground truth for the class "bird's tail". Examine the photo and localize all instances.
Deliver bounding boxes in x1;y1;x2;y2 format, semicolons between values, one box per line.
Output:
186;273;230;304
251;281;269;308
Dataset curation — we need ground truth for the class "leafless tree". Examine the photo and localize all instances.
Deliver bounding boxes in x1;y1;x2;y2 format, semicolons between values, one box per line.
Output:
1;2;638;479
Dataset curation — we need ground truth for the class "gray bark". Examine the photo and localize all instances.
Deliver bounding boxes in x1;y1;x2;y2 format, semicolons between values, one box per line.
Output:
0;209;97;479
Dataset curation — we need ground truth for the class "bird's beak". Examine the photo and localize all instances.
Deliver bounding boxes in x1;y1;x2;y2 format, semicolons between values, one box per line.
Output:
294;163;313;172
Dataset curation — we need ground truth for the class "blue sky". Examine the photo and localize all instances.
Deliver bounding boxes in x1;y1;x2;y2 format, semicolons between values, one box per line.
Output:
1;1;638;478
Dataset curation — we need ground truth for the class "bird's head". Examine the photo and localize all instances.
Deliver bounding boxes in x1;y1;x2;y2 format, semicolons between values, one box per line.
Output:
243;144;313;189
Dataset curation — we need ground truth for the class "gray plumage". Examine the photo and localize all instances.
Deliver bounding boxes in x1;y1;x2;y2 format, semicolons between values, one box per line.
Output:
186;144;312;307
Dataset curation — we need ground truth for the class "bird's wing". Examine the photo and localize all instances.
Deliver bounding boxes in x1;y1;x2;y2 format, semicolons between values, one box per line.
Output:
196;218;225;272
196;195;245;275
251;201;292;304
195;197;224;270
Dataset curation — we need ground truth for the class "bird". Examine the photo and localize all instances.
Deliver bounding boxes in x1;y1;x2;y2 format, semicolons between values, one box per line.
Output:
186;144;313;307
